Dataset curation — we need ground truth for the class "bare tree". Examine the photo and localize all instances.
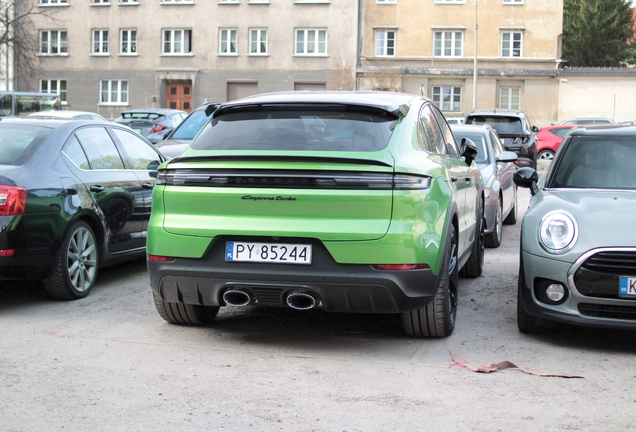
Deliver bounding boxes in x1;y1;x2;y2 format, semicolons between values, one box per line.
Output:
371;61;402;92
0;0;55;91
327;59;357;91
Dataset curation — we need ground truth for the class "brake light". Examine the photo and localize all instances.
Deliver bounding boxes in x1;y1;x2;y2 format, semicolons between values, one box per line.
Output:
0;186;27;216
372;264;430;271
0;249;15;257
149;125;167;135
147;255;176;262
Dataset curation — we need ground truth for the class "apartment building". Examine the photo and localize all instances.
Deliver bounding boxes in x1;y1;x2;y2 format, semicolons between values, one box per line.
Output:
358;0;564;124
23;0;358;118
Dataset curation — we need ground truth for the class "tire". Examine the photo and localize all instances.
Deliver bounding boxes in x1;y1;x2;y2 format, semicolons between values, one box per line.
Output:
537;150;555;161
153;293;220;325
402;224;458;338
485;196;502;248
517;260;556;333
460;199;485;278
44;221;99;300
503;187;518;225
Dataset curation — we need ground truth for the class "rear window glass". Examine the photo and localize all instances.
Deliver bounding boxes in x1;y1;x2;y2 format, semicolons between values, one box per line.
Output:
0;124;52;165
466;116;523;135
171;110;211;140
550;137;636;189
191;109;396;152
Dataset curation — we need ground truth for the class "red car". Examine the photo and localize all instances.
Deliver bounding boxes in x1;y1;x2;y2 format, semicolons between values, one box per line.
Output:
535;125;575;161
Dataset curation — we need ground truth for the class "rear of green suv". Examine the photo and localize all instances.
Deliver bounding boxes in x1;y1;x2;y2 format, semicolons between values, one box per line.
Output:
147;91;484;337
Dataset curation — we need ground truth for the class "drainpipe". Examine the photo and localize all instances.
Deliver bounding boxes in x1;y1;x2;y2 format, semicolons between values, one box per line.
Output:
356;0;363;90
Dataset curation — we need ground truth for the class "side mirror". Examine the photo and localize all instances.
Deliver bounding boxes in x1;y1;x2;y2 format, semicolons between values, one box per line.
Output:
146;160;160;171
460;138;479;166
532;125;540;133
496;151;518;163
513;167;539;195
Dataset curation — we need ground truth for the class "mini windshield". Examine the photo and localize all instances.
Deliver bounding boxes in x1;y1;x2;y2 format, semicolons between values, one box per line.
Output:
191;109;396;152
550;137;636;189
171;110;211;140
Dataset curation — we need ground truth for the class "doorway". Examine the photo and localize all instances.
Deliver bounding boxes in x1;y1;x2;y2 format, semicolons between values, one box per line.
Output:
165;82;192;112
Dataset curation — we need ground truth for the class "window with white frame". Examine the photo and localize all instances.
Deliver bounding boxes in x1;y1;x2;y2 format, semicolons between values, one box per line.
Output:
100;80;128;105
501;31;522;57
40;79;67;104
119;0;139;3
376;0;396;3
295;29;327;55
161;0;193;3
218;0;239;3
249;29;268;55
375;30;395;57
433;31;463;57
39;30;68;55
120;29;137;54
163;29;192;54
499;86;520;110
434;0;464;3
503;0;523;3
39;0;68;5
219;29;237;54
432;86;462;112
91;0;110;4
92;30;109;54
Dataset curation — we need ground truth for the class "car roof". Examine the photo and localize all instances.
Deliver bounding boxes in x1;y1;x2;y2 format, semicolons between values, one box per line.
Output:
466;109;526;118
450;124;495;134
214;91;422;118
564;123;636;136
27;110;104;118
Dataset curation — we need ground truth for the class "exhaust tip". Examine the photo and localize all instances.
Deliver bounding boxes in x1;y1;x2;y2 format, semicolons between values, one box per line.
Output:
286;292;317;310
223;289;251;307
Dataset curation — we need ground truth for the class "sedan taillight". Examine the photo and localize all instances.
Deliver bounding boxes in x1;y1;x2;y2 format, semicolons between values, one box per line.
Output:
0;186;27;216
149;124;167;135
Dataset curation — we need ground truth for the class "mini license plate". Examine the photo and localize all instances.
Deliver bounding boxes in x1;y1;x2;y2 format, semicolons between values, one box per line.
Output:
225;241;312;265
619;276;636;298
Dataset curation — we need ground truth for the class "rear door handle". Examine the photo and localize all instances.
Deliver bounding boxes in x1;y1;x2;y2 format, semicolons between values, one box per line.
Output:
90;185;104;192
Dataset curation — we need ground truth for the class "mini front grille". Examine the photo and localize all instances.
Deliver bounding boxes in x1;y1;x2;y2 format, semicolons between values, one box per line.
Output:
579;303;636;321
579;251;636;275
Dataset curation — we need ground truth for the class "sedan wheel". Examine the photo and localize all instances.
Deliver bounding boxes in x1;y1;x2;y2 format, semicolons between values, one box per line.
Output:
538;150;555;161
485;196;503;248
44;221;99;300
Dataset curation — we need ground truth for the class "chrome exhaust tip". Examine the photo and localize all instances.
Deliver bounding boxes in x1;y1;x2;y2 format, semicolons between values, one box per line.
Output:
222;289;251;307
286;292;317;310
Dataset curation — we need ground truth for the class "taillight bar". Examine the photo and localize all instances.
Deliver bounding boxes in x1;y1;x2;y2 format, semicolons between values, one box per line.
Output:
149;125;167;135
373;264;430;271
148;255;176;262
0;186;27;216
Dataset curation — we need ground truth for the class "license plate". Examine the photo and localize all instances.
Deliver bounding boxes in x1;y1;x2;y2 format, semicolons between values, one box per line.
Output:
619;276;636;298
225;241;312;265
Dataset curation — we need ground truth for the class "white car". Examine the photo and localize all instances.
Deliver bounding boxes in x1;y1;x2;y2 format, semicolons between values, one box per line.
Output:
445;117;465;125
27;110;108;121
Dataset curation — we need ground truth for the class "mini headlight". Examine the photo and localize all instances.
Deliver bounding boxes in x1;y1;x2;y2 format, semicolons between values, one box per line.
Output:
539;210;578;254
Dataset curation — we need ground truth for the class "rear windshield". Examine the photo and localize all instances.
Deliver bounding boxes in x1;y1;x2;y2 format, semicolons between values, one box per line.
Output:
0;124;52;165
466;116;523;135
171;110;211;140
191;109;396;152
550;137;636;189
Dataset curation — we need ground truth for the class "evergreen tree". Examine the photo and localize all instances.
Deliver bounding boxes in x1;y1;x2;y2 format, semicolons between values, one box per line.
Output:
562;0;635;66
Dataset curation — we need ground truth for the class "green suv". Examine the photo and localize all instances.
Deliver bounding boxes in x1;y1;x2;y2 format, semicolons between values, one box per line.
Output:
147;92;484;337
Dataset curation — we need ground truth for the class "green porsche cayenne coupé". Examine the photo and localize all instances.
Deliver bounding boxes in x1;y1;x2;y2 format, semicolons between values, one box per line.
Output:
147;92;485;337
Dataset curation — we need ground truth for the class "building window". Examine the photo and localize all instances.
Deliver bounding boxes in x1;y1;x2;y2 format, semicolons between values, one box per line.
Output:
434;0;465;3
39;30;68;55
119;0;139;3
375;30;395;57
100;80;128;105
163;29;192;54
503;0;523;3
218;0;239;2
161;0;194;3
92;30;109;54
249;29;268;55
499;86;520;110
91;0;110;4
40;79;67;104
295;29;327;55
120;29;137;54
501;31;522;58
432;85;462;112
39;0;68;5
434;31;463;57
219;29;238;54
376;0;396;3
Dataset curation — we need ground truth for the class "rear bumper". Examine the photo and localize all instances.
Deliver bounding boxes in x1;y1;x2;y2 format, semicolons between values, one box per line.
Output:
148;241;442;313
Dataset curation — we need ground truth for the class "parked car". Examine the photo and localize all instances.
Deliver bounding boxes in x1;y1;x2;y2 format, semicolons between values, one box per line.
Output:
445;117;465;125
513;124;636;332
0;118;164;300
464;109;538;169
114;108;187;144
559;117;612;125
154;102;220;159
535;125;575;161
451;124;518;248
28;110;108;121
147;91;485;337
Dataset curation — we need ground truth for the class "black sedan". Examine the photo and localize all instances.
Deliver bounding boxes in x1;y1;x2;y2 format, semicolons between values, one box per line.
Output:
0;118;164;299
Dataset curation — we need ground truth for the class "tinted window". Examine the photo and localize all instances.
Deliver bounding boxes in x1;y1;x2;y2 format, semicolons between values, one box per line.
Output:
75;127;125;169
466;116;523;135
113;128;162;170
172;110;212;140
551;137;636;189
63;135;90;170
552;127;572;138
0;124;52;165
418;106;443;153
192;109;396;152
431;106;459;156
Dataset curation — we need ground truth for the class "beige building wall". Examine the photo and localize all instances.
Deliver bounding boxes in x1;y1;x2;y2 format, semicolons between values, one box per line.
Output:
557;77;636;124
